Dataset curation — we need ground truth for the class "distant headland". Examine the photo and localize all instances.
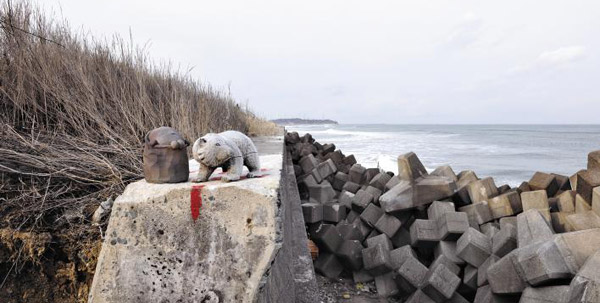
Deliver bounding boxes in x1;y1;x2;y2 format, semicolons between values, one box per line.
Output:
270;118;338;125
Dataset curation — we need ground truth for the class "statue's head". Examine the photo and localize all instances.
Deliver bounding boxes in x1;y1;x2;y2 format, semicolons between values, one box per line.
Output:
192;133;233;167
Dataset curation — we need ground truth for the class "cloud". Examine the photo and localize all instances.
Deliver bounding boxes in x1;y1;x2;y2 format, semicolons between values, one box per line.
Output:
510;45;586;74
537;46;586;65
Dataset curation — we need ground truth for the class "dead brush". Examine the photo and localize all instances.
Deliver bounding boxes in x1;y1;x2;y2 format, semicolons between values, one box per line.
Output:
0;0;264;231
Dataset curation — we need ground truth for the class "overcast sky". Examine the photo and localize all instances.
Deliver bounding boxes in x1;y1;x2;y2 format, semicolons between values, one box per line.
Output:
32;0;600;124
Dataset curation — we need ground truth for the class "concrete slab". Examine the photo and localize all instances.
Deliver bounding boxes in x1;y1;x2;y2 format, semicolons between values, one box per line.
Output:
90;141;290;303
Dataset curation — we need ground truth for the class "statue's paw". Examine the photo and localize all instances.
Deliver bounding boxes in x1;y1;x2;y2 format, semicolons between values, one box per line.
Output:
247;172;258;178
191;176;208;183
221;175;240;182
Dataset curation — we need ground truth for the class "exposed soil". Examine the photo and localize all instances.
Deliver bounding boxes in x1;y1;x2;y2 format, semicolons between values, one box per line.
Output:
0;219;102;303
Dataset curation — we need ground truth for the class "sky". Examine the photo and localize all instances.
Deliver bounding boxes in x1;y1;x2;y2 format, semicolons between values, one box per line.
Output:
31;0;600;124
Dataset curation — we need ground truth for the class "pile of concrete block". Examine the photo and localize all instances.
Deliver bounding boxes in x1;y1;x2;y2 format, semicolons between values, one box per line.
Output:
285;132;600;302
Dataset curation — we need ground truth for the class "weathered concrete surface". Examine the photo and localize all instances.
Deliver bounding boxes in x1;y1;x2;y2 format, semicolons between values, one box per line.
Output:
89;136;316;303
257;142;320;303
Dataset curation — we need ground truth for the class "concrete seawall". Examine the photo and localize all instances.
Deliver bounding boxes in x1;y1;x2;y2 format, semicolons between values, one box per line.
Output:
88;136;318;302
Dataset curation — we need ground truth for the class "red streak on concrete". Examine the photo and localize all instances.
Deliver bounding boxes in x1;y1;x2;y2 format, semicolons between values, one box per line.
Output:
190;185;204;222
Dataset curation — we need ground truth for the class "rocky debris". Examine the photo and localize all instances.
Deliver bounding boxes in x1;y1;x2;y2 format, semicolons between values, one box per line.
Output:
285;131;600;302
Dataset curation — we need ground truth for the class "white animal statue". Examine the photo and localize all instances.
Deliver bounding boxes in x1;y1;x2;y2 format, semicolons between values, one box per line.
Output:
192;130;261;182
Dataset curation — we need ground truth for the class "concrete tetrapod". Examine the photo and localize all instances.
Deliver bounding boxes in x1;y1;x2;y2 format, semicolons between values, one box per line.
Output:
488;228;600;295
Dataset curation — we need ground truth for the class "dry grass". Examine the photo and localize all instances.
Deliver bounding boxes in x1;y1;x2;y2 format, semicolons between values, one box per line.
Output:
246;113;283;137
0;0;272;231
0;2;279;300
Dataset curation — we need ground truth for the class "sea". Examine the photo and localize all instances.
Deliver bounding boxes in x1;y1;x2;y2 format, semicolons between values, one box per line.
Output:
286;124;600;187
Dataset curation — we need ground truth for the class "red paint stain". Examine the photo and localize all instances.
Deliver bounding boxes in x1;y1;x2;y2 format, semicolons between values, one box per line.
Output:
190;185;204;222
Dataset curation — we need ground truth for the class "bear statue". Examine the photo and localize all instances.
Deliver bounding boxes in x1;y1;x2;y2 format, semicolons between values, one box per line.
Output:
192;130;261;182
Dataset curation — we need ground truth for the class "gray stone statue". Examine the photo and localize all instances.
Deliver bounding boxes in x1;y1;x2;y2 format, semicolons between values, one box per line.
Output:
192;130;261;182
